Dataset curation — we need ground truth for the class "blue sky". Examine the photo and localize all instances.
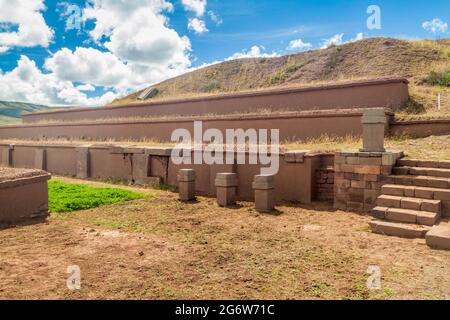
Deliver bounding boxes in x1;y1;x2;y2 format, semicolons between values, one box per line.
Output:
0;0;448;106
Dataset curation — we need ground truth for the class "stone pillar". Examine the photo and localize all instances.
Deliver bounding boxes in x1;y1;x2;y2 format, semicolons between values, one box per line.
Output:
34;148;46;170
132;154;150;185
1;145;13;167
76;146;90;179
334;151;403;212
215;173;238;207
360;108;387;152
252;174;276;213
178;169;196;201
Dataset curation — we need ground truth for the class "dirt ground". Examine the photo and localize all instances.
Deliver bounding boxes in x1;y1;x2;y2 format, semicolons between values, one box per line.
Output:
0;177;449;300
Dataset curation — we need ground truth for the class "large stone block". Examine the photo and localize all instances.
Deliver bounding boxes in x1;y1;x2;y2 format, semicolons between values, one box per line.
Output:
253;175;275;213
360;108;387;153
215;173;238;207
178;169;196;201
75;146;90;179
34;149;46;170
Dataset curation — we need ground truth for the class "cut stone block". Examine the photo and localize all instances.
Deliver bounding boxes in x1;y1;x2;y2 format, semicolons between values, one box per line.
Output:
369;220;430;239
34;149;46;170
75;146;90;179
215;173;238;207
416;211;440;226
385;207;418;224
381;184;405;197
253;174;275;213
426;224;450;250
377;195;401;208
178;169;196;201
132;154;152;185
397;159;418;167
371;206;388;219
401;198;422;211
360;108;387;153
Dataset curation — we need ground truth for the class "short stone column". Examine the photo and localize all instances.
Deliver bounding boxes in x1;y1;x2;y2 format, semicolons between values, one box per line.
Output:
252;174;276;213
215;173;238;207
360;108;387;152
178;169;196;201
76;146;90;179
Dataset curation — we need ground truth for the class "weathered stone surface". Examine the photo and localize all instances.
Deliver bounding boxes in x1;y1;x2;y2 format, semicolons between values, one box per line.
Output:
178;169;196;201
34;149;46;170
253;174;275;213
75;146;90;179
385;207;418;224
369;220;430;239
377;195;401;208
360;108;387;153
132;154;151;185
426;224;450;250
215;173;238;207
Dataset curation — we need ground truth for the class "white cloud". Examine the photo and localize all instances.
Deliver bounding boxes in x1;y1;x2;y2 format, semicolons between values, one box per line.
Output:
0;55;117;106
181;0;207;17
76;84;96;92
422;18;448;34
321;33;344;49
82;0;192;74
208;11;222;25
188;18;208;34
45;47;131;89
287;39;312;51
0;46;9;53
350;32;364;42
226;45;280;60
0;0;54;51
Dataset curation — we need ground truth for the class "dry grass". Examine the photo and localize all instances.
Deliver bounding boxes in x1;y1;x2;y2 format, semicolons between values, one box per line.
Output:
0;176;449;300
284;134;450;160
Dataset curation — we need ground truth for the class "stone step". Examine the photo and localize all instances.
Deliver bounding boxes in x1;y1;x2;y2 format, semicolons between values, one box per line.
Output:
388;175;450;189
397;159;450;169
369;220;431;239
426;221;450;250
376;195;441;214
372;206;440;226
393;166;450;178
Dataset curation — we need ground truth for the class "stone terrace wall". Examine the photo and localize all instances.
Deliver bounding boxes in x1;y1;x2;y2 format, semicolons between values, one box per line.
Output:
0;109;389;142
334;151;404;213
22;78;409;123
0;143;334;204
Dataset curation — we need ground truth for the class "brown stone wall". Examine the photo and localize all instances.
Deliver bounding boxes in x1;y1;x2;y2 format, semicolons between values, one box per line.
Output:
334;151;403;213
0;169;51;224
22;78;409;123
316;167;334;202
389;118;450;138
0;109;375;142
0;142;332;204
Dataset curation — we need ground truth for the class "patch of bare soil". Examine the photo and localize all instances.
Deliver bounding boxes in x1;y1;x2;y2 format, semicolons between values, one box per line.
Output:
0;188;449;300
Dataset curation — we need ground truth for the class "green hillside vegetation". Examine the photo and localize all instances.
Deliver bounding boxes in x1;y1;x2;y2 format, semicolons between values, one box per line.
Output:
0;101;52;124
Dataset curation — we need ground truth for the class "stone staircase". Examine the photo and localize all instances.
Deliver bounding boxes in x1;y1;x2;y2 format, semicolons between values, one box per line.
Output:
369;158;450;250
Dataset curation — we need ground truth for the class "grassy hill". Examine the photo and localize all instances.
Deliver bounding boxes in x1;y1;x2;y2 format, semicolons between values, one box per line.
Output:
113;37;450;113
0;101;52;124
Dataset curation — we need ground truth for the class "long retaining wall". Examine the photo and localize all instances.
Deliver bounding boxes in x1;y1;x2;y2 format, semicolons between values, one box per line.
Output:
0;109;386;142
0;143;333;204
22;78;409;123
390;118;450;138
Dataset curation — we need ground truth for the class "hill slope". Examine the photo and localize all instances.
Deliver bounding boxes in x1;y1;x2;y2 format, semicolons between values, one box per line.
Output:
0;101;52;124
113;37;449;110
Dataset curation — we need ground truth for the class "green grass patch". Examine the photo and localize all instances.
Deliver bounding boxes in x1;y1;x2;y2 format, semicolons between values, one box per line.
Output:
48;180;144;213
